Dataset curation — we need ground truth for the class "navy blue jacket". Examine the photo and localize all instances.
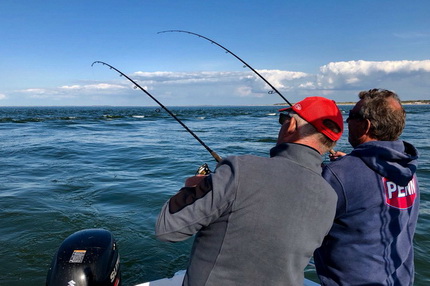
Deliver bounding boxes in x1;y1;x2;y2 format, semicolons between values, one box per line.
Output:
314;140;420;286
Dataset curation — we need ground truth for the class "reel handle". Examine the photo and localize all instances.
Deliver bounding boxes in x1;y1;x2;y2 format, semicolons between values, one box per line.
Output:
196;163;211;175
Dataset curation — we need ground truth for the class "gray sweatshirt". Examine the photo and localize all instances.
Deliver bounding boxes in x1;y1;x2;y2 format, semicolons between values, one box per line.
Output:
156;143;337;286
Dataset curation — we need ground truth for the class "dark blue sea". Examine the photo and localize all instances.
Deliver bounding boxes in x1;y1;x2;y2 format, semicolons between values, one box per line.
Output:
1;105;429;285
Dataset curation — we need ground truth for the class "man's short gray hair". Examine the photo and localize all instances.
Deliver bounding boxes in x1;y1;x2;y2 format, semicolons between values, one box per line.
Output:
291;112;338;151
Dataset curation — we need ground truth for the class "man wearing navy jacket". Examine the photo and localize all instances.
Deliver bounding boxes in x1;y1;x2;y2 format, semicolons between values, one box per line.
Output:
314;89;420;286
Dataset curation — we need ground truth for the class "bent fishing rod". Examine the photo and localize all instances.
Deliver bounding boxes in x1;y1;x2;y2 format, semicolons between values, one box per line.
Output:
91;61;222;165
157;30;293;107
157;32;339;154
155;33;339;157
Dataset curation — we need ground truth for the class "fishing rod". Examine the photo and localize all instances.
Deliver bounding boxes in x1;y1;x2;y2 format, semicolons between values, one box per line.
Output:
91;61;222;165
157;31;339;155
157;30;293;107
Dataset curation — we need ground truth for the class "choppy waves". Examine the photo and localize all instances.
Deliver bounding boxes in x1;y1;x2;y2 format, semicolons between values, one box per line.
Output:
0;105;429;285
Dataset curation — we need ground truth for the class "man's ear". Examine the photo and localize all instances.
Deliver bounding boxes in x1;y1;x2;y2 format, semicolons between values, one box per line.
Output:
364;119;372;134
277;117;299;145
354;118;375;143
286;117;297;134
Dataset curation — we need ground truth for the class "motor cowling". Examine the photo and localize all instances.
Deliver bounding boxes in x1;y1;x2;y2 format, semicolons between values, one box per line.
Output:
46;229;120;286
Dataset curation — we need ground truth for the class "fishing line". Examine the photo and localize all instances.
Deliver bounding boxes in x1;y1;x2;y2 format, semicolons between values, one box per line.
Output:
91;61;222;163
157;30;293;107
155;33;338;154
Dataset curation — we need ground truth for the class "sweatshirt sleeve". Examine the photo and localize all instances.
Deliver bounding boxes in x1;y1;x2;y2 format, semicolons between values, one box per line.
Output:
155;159;237;242
322;164;346;218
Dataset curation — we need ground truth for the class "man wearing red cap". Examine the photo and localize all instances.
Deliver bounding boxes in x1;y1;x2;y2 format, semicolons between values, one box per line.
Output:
156;96;343;286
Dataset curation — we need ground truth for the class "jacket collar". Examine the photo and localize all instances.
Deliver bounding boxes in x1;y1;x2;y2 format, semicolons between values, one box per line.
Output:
270;143;323;173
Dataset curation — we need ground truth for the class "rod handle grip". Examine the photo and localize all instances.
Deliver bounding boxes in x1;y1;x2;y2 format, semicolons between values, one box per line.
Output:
211;151;222;163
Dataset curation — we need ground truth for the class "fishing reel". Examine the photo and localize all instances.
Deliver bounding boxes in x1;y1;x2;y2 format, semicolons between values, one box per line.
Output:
196;163;211;175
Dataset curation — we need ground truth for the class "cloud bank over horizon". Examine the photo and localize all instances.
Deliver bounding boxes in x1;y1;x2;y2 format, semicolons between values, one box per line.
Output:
3;60;430;106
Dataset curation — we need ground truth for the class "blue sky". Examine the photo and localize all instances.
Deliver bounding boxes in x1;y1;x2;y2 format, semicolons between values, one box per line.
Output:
1;0;429;106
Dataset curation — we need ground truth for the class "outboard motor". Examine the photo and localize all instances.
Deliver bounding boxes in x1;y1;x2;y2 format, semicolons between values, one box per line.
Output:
46;229;120;286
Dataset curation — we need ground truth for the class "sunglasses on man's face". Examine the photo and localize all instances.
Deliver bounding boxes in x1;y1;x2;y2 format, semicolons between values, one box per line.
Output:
347;110;364;121
279;112;292;125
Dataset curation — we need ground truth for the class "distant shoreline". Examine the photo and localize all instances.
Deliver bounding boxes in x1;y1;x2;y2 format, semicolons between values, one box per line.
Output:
275;100;430;106
340;100;429;106
1;100;428;108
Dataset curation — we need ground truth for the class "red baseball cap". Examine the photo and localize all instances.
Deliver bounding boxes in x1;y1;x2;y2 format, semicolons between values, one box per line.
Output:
279;96;344;141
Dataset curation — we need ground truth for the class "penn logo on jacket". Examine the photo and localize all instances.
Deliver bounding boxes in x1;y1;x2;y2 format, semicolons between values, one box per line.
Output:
383;176;417;209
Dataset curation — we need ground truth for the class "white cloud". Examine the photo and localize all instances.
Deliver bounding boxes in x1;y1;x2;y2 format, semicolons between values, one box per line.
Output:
132;71;247;85
20;88;59;98
250;70;310;92
236;85;253;97
60;83;128;91
316;60;430;89
6;60;430;105
320;60;430;75
11;83;132;103
60;85;81;90
22;88;48;94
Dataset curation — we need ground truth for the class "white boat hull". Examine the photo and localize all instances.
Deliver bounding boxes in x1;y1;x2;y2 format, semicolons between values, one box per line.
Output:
137;270;320;286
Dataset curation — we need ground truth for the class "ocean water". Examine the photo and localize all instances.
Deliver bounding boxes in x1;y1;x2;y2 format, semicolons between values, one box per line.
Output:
0;105;428;285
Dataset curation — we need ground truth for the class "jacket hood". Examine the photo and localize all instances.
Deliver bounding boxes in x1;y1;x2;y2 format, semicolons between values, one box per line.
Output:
350;140;418;186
